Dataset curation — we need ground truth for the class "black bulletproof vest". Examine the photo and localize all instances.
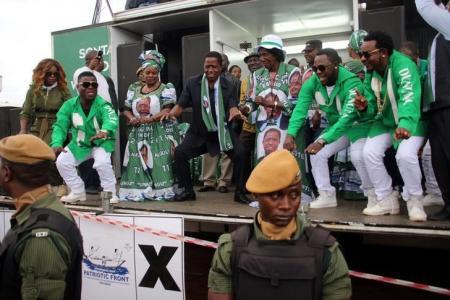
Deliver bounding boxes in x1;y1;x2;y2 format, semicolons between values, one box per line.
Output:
231;224;335;300
0;208;84;300
432;34;450;111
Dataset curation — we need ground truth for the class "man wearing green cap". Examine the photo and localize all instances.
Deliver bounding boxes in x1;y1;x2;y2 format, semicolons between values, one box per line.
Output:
207;149;351;300
284;48;373;209
0;134;83;300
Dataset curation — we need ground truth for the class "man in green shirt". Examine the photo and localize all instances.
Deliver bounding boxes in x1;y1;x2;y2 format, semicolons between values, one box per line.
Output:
52;71;119;203
284;48;373;209
355;31;426;221
208;149;351;300
0;134;83;300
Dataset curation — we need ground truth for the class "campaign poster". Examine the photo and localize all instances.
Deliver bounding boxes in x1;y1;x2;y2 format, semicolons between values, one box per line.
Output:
80;215;136;299
134;216;184;300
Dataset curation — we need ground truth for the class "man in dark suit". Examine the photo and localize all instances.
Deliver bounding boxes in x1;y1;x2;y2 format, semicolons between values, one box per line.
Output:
162;51;251;203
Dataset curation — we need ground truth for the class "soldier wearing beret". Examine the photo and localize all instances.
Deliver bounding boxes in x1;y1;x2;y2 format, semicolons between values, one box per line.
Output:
0;134;83;300
207;150;351;300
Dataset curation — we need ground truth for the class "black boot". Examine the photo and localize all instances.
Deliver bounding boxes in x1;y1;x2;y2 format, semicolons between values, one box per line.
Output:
171;189;196;202
234;190;252;204
429;207;450;221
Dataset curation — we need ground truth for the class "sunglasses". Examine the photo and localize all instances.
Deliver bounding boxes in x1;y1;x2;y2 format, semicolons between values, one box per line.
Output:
45;72;59;78
359;48;381;59
80;81;99;89
312;64;332;73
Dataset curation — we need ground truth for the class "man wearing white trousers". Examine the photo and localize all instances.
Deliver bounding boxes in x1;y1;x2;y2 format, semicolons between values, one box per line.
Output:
357;31;427;221
285;48;372;209
51;71;119;204
422;141;444;206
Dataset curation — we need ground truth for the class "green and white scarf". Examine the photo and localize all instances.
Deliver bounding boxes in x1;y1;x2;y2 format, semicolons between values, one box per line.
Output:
200;74;233;151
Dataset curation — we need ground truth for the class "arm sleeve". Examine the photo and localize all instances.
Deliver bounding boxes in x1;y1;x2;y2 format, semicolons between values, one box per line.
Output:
415;0;450;39
240;78;248;104
51;102;71;148
322;243;352;300
287;78;315;136
178;79;192;109
396;61;422;133
227;80;239;109
100;102;119;134
161;83;177;108
17;230;71;300
208;234;233;294
20;87;34;120
321;79;363;143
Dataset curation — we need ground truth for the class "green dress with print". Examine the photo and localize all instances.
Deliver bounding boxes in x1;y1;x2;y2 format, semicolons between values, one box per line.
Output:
119;83;180;201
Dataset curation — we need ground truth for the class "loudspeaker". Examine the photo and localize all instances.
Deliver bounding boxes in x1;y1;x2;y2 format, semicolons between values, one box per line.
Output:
0;106;20;139
360;5;405;48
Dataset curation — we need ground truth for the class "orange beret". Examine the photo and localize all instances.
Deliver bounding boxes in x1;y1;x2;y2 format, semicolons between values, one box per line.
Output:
246;149;301;194
0;134;55;164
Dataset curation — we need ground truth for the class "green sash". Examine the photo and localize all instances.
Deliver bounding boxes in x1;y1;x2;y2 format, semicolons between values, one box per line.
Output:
200;75;233;151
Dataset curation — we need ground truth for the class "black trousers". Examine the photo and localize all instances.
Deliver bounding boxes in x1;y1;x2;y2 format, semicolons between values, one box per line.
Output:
239;130;255;187
78;158;100;189
174;131;246;193
429;106;450;210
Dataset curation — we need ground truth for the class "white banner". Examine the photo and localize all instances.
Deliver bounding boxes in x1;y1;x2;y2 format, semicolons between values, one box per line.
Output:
0;211;185;300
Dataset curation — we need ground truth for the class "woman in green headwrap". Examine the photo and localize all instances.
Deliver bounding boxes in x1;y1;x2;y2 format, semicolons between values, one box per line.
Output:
119;50;180;201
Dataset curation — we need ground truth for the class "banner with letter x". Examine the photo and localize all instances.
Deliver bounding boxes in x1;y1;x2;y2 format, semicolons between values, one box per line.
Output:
79;214;185;300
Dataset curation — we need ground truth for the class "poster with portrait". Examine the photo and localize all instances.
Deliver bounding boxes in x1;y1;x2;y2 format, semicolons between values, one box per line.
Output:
254;88;289;161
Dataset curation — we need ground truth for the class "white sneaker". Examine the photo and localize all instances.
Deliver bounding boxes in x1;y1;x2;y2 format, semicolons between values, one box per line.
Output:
61;192;86;203
310;190;337;208
365;189;377;210
110;194;120;204
422;193;444;207
363;191;399;216
407;196;427;222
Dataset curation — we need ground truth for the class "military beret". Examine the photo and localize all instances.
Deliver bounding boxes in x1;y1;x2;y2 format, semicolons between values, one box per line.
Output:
246;149;301;194
0;134;55;164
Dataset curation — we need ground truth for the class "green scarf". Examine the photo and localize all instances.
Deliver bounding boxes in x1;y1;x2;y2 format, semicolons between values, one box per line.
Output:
200;74;233;151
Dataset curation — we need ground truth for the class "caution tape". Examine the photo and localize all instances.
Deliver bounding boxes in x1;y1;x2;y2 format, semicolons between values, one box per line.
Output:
71;210;450;296
349;270;450;296
70;210;218;249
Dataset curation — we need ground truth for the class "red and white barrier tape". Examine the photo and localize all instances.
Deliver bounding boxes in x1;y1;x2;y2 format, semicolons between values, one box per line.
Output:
70;210;218;249
71;210;450;296
349;270;450;296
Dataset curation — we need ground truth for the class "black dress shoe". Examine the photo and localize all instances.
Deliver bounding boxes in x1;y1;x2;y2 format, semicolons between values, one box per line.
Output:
218;186;229;193
234;192;252;204
198;186;215;192
86;186;100;195
172;190;196;202
429;208;450;221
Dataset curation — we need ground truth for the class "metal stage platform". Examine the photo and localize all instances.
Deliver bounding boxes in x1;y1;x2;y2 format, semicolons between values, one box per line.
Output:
2;188;449;239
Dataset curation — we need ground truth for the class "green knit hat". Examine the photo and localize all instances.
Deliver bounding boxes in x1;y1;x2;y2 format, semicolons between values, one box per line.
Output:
348;30;368;51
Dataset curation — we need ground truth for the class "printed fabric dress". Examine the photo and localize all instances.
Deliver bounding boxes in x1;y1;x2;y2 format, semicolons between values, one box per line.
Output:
119;83;180;201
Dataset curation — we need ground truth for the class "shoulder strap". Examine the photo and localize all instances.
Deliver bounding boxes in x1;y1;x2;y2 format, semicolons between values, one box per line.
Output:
14;208;81;263
304;225;336;248
230;224;253;296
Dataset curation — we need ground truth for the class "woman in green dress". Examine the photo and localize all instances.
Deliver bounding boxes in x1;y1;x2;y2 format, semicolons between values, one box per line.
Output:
119;50;179;201
19;58;71;192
